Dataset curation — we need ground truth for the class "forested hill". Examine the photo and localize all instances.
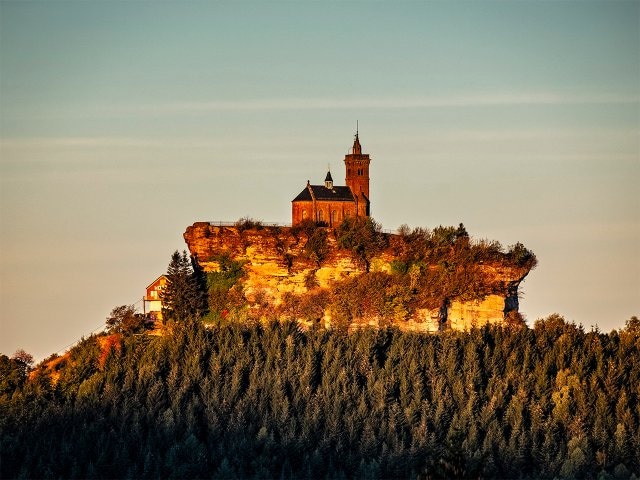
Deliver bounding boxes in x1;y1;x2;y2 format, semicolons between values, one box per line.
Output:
1;317;639;479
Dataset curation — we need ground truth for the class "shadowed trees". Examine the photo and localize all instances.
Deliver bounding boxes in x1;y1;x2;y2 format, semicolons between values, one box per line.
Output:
161;250;208;322
1;315;638;479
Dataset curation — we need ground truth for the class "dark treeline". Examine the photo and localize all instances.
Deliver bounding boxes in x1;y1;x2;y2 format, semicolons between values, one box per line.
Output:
1;317;639;479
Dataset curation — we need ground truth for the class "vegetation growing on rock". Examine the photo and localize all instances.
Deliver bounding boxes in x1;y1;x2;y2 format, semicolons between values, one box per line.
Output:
186;218;537;329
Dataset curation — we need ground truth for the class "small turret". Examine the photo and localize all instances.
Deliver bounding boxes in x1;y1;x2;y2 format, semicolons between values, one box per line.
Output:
324;171;334;189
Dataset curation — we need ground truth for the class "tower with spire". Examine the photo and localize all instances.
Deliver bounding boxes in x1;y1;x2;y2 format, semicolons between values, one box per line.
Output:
291;131;372;226
344;130;371;216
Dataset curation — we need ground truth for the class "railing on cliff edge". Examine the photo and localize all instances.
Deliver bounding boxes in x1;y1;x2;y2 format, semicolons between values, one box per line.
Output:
206;220;395;234
207;221;292;228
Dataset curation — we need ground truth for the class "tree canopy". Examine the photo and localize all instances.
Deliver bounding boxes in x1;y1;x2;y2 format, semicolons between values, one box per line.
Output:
161;250;208;322
105;304;148;334
1;316;638;479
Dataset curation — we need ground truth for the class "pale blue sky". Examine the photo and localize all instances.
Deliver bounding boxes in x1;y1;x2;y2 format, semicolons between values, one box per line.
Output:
1;1;638;359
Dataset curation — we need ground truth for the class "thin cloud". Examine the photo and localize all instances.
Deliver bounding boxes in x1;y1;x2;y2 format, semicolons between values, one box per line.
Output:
0;137;232;150
1;126;636;153
0;137;167;149
147;92;639;113
6;92;637;120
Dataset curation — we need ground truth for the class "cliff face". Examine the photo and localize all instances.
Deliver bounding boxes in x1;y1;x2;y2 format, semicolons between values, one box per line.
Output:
184;222;533;331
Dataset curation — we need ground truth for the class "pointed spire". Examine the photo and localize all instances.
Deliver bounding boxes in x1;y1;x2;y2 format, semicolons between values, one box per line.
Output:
352;130;362;155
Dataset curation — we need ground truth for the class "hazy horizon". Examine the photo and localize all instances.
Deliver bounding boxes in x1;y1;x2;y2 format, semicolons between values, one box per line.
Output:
1;1;638;360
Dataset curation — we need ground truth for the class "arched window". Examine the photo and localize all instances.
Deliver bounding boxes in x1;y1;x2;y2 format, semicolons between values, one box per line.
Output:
332;210;338;224
318;209;324;222
302;210;307;220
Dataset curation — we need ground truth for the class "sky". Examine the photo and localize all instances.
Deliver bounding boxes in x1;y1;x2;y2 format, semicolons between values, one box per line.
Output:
1;1;638;361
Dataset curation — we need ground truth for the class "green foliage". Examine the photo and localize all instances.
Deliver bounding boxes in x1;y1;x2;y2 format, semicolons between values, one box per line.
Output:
382;223;536;311
234;216;263;232
279;289;329;323
1;316;639;478
196;220;537;327
207;255;245;319
290;218;320;238
161;250;209;322
330;272;413;326
624;315;640;335
0;352;32;398
303;228;329;265
207;255;245;288
507;241;538;269
336;217;388;271
432;223;468;247
206;255;246;318
105;304;149;334
290;220;331;266
393;223;507;267
389;259;409;275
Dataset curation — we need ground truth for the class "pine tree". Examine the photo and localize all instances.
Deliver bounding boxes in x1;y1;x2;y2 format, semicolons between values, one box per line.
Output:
161;250;208;322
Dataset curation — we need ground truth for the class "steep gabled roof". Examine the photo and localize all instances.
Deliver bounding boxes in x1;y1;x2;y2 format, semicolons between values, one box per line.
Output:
292;184;355;202
146;274;168;291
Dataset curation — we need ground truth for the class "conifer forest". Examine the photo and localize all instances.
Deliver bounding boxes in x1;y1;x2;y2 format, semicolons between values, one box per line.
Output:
1;317;639;479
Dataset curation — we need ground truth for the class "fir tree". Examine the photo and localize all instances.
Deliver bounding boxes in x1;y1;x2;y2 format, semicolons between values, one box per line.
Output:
161;250;208;322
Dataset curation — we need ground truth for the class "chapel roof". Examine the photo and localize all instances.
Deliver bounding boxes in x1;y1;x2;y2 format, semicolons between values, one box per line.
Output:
292;184;355;202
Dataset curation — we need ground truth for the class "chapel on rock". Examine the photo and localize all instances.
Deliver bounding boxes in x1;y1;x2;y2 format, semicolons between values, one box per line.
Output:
292;132;371;226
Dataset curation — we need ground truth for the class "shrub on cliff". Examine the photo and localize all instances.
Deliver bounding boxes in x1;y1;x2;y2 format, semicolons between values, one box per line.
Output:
304;228;329;265
279;289;330;323
393;223;532;269
234;216;263;232
105;304;149;334
330;272;414;326
290;218;320;238
206;255;246;319
336;217;387;271
507;241;538;269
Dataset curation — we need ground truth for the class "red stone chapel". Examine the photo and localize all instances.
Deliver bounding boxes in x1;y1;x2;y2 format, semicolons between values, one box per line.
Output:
292;132;371;226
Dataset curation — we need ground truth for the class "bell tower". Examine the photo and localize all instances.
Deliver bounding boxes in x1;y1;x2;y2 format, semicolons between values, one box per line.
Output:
344;130;371;216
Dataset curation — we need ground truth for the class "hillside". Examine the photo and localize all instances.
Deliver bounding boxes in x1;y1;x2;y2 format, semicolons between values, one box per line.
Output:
3;219;636;479
184;219;536;330
1;318;639;478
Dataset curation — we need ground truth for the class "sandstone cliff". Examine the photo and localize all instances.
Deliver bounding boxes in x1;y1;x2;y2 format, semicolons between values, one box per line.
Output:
183;221;534;332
